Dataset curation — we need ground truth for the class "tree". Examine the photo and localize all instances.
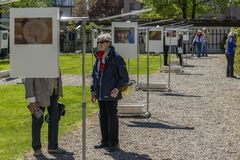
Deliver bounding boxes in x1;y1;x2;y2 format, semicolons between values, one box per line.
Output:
142;0;240;20
74;0;89;17
88;0;123;19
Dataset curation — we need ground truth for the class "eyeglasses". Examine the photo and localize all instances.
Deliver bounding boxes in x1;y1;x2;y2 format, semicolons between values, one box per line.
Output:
97;41;110;44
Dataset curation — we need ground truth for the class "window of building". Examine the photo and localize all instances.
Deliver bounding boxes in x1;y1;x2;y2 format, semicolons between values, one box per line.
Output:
130;3;135;11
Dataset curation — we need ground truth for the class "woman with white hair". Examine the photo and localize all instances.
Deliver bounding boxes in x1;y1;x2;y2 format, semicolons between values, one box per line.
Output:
225;31;237;78
202;28;209;57
91;33;129;152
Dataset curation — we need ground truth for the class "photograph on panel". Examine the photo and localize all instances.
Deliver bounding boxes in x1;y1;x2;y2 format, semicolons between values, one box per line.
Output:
15;18;52;44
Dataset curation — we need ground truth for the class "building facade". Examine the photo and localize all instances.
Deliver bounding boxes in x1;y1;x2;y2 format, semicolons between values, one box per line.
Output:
52;0;75;17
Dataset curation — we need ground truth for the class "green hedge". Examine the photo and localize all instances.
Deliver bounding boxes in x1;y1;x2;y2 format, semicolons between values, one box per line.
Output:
234;29;240;76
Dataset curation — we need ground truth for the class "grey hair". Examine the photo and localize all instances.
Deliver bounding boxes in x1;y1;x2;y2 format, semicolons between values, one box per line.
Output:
97;33;112;43
228;31;237;37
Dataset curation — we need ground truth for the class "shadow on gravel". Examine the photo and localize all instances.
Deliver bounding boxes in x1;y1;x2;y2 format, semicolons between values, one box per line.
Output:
33;155;48;160
160;92;201;98
128;121;194;130
175;73;204;76
33;151;75;160
182;64;196;67
105;149;152;160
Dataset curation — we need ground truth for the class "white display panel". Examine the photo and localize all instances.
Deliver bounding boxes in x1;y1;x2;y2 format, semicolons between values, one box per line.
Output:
179;28;189;41
147;27;164;52
10;8;60;78
165;28;178;46
112;22;138;58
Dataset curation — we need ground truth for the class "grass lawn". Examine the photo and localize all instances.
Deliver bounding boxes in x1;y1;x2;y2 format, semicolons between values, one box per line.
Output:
0;85;98;160
60;53;165;75
0;53;167;75
0;59;9;71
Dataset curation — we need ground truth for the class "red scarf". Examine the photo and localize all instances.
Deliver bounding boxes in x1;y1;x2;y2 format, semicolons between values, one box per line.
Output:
98;51;106;72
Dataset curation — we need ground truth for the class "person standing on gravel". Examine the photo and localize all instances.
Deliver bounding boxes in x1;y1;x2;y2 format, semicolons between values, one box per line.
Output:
226;31;237;78
91;33;129;152
177;32;183;66
202;28;209;57
193;30;204;58
25;75;66;156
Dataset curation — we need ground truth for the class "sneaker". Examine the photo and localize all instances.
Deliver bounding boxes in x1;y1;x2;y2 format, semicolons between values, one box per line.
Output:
94;143;109;149
48;148;66;154
33;150;43;156
106;144;120;152
230;75;237;78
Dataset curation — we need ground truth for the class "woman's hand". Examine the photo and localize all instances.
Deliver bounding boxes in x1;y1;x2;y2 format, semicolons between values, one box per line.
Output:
110;88;119;98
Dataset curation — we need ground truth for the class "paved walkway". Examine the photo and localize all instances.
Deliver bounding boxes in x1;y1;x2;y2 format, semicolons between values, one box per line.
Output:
25;55;240;160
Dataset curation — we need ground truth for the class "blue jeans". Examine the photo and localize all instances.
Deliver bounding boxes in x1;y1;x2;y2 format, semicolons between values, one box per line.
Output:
196;42;202;58
202;43;208;56
226;54;235;77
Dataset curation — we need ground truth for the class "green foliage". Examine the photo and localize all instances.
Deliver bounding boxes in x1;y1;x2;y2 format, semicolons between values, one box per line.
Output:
66;21;78;31
141;0;240;20
233;28;240;76
1;0;52;14
85;22;103;32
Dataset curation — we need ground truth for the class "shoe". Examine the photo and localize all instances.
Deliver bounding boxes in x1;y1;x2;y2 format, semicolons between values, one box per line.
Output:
94;143;109;149
33;150;43;156
230;75;237;78
48;147;66;154
106;144;120;152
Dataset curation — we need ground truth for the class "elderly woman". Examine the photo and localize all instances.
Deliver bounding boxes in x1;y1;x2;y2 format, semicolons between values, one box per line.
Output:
202;28;209;57
91;33;129;152
193;30;204;58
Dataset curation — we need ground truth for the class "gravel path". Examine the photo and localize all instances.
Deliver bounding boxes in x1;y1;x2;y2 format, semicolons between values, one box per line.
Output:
25;54;240;160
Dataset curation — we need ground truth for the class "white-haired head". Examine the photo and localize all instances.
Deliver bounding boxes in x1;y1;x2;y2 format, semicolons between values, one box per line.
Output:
202;28;208;33
97;33;112;43
228;31;238;37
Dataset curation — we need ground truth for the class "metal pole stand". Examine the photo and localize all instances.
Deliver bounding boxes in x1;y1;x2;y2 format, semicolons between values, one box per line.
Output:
145;28;151;118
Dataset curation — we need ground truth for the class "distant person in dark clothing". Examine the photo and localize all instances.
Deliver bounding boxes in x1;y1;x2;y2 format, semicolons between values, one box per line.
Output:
60;30;65;53
177;32;183;66
69;31;76;53
225;31;237;78
163;35;169;66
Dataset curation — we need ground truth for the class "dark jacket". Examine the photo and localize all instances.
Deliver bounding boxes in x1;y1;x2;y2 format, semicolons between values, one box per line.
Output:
177;37;183;48
91;47;129;101
227;37;237;55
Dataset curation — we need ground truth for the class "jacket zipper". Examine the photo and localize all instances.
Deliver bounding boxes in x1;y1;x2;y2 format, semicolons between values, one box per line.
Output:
99;70;104;100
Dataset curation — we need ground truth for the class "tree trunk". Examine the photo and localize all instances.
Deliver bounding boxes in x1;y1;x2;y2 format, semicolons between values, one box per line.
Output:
182;0;187;19
192;0;196;19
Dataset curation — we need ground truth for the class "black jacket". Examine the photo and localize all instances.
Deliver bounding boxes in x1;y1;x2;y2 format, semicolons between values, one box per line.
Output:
91;47;129;101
